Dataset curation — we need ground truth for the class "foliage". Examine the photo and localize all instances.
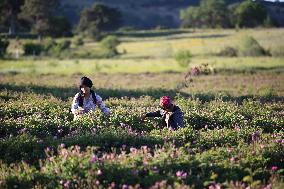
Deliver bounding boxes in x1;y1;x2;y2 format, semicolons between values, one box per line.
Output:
217;46;238;57
180;0;230;28
77;4;121;35
22;39;71;57
174;50;192;68
100;35;120;58
48;16;72;37
239;36;268;57
233;0;267;28
0;88;283;188
20;0;60;36
0;37;9;57
23;42;43;56
180;0;272;29
73;36;84;47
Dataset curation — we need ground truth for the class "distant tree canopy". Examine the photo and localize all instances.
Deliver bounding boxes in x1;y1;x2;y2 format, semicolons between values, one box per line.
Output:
233;0;267;27
180;0;273;28
180;0;230;28
77;4;122;35
20;0;66;37
0;0;71;37
0;0;25;34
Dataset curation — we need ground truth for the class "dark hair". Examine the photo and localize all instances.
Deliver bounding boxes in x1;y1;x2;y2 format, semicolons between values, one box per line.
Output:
79;76;93;89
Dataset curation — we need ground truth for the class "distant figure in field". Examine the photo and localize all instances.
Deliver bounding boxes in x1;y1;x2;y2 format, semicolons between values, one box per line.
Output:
140;96;184;130
71;77;110;120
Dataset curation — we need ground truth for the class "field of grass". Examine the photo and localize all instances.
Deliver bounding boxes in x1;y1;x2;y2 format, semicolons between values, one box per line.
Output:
1;28;284;75
0;29;283;188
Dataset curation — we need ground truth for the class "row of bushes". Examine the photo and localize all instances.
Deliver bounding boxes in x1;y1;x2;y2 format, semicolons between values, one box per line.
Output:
23;39;72;57
0;137;283;188
22;35;120;58
0;85;283;188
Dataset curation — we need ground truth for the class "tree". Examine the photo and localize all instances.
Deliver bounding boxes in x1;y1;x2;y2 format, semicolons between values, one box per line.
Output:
0;0;25;34
199;0;230;28
0;37;9;57
180;0;230;28
180;7;202;28
20;0;59;36
77;4;121;35
233;0;267;28
48;16;72;37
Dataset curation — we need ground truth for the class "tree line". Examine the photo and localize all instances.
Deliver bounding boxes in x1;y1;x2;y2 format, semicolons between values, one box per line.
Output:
180;0;276;28
0;0;122;37
0;0;279;38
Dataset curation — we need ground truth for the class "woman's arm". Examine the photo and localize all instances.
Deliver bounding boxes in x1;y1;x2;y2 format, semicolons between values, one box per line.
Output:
140;110;163;122
95;94;110;115
71;93;81;115
146;110;163;117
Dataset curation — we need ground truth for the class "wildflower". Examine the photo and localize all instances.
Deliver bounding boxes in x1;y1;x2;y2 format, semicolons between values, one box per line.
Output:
46;147;51;152
230;157;236;163
64;180;71;188
61;149;68;160
176;170;187;179
110;182;116;188
234;125;240;132
251;131;260;142
60;143;65;148
97;169;102;175
122;144;126;150
130;147;137;153
122;184;129;189
95;180;100;185
90;155;98;163
91;128;97;134
58;129;63;133
271;166;278;171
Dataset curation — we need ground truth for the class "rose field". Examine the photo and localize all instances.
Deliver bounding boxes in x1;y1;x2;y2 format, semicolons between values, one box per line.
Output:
0;29;284;188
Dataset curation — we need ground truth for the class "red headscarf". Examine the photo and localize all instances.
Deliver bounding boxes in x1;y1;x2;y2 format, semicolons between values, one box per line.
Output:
160;96;171;108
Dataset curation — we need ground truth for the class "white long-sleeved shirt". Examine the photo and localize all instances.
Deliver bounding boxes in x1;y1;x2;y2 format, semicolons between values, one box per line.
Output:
71;93;110;119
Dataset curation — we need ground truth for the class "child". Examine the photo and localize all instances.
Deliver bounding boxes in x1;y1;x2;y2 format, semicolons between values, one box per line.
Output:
140;96;184;130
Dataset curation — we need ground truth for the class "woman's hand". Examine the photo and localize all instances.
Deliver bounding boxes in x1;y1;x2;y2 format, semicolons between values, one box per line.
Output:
75;108;84;115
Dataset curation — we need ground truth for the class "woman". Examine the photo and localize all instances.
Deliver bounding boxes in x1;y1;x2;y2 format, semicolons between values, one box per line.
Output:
140;96;184;130
71;76;110;120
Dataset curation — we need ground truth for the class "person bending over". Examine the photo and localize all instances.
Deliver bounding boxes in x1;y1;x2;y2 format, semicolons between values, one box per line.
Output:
140;96;184;130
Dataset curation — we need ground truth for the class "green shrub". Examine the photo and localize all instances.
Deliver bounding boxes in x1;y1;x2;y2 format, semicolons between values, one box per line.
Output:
239;36;268;57
174;50;192;67
101;35;120;58
43;38;57;52
57;40;71;51
23;42;43;56
0;37;9;57
44;39;71;57
73;36;84;46
217;46;238;57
